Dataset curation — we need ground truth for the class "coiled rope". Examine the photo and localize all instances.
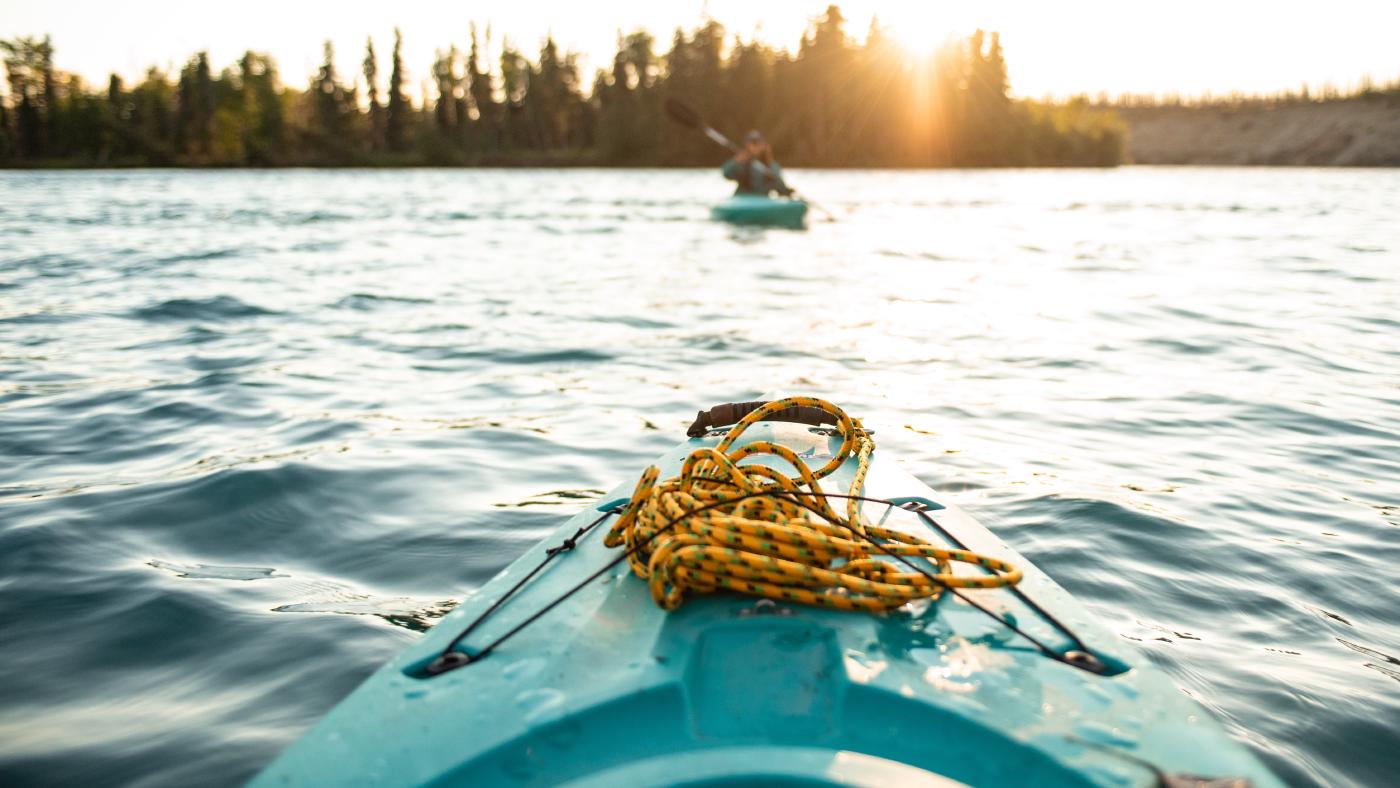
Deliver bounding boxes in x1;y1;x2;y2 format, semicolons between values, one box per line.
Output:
603;397;1022;612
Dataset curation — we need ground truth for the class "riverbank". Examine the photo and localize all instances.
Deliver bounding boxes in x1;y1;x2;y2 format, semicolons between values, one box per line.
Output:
9;94;1398;170
1120;93;1400;166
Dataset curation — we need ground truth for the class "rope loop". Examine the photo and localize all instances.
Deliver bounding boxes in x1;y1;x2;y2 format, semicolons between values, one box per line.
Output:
604;397;1021;612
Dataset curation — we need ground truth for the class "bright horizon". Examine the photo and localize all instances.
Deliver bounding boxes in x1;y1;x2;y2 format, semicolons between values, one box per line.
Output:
2;0;1398;101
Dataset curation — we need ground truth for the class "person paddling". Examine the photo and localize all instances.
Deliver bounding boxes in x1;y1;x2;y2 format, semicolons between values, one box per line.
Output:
721;131;793;197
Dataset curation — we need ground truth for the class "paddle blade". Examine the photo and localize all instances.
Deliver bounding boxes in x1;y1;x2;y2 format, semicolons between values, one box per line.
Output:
664;99;702;129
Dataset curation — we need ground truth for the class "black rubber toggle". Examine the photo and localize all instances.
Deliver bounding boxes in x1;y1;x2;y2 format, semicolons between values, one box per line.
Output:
425;651;473;675
1062;650;1108;674
546;537;578;556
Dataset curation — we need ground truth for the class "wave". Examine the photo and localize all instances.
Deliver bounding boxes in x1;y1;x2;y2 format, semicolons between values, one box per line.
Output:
332;292;434;310
130;295;277;322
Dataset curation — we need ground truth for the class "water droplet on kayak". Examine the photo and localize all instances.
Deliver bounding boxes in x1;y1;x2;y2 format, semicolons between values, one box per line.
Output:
843;650;888;684
515;688;566;723
502;657;546;682
1075;720;1136;747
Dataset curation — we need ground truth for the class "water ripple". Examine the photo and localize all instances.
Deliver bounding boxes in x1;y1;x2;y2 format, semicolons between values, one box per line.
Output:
2;167;1399;787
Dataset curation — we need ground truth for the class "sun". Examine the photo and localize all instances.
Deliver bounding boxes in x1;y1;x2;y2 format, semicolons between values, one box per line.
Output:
879;5;957;57
878;4;959;58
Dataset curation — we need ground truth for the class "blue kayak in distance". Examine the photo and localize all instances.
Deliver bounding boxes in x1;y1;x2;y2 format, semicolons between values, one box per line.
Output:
711;194;809;228
252;419;1281;787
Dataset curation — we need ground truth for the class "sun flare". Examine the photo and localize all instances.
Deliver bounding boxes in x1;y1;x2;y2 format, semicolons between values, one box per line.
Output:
879;4;962;58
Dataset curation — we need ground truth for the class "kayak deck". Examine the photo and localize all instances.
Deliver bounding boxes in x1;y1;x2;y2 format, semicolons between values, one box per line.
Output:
711;195;809;228
253;422;1279;787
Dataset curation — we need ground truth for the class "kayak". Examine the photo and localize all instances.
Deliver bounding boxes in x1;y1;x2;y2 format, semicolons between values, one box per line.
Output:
253;399;1281;787
711;194;809;228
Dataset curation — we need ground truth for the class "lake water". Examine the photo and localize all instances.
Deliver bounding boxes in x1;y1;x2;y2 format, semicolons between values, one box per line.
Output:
1;167;1397;786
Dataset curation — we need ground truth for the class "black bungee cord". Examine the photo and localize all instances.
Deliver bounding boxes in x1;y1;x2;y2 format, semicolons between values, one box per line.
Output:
424;487;1108;677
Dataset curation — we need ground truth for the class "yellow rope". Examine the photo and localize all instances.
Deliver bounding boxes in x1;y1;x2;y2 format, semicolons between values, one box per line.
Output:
604;397;1022;612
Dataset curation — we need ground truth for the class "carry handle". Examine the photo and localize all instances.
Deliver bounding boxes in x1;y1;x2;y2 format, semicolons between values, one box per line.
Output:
686;401;838;438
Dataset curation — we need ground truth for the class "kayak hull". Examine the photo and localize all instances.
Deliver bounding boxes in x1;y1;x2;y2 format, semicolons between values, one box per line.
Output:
711;195;809;228
253;422;1280;787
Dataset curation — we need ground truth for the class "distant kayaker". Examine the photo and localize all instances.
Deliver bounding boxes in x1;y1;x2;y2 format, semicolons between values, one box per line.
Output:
722;131;794;197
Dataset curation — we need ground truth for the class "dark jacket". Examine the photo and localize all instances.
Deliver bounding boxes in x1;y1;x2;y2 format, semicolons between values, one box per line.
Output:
721;157;792;196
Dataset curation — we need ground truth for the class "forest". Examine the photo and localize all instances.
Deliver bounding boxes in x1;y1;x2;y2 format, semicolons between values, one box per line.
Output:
0;6;1126;169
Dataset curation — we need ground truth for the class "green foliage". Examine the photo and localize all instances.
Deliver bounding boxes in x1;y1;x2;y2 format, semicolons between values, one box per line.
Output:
0;7;1129;168
1019;99;1126;167
174;52;215;159
311;43;352;139
2;35;55;157
0;102;12;162
239;52;285;164
595;31;661;164
585;7;1122;168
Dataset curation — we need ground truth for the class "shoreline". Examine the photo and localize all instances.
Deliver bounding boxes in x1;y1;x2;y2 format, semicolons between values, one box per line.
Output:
1120;93;1400;166
9;90;1400;172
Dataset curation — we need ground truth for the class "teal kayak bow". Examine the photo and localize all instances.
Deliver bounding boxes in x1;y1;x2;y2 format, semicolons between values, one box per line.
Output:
253;399;1281;787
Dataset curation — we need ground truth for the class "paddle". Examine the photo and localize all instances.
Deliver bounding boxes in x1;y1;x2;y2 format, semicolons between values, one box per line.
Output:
664;99;836;222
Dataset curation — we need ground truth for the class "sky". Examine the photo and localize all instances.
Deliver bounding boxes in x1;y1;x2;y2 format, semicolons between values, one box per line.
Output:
2;0;1398;100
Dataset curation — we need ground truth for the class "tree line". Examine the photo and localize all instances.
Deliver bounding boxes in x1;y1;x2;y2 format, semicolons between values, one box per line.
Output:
0;5;1125;168
1099;75;1400;110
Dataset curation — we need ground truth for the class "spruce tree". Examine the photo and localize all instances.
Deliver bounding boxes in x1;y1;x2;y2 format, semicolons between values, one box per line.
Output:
363;38;383;151
313;41;345;140
432;49;455;135
0;101;11;161
450;46;469;146
385;28;408;151
38;36;55;156
175;62;193;154
106;73;125;157
467;24;497;152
